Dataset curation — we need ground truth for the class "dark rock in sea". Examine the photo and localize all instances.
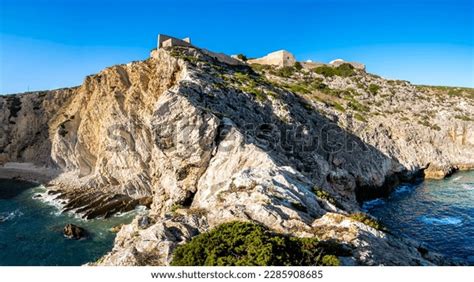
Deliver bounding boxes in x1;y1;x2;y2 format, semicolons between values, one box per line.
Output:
63;224;87;240
47;190;61;195
32;193;42;199
53;189;143;219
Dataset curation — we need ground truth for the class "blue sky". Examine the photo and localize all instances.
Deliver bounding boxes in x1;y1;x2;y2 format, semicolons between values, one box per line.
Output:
0;0;473;94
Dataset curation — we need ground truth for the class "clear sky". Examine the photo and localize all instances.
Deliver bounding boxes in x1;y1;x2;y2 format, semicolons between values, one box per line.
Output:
0;0;473;94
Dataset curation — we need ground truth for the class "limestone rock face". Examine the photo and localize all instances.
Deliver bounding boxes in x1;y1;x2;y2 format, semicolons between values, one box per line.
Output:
1;46;472;265
0;88;76;166
48;51;186;200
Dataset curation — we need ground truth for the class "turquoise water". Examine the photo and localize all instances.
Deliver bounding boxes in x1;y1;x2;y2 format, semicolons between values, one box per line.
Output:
364;171;474;265
0;179;138;266
2;171;473;265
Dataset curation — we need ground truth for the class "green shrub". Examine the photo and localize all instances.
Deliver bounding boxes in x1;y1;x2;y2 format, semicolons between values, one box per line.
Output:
242;86;266;101
170;221;348;266
333;102;345;112
313;188;343;209
313;63;355;77
347;100;370;112
170;203;183;213
284;79;328;95
234;71;250;82
368;84;381;95
273;66;296;77
287;83;311;94
417;117;441;131
354;113;367;122
294;62;303;70
236;54;248;61
233;72;267;101
250;63;271;72
454;115;473;121
314;65;336;77
321;255;340;266
349;213;385;231
312;80;329;91
335;63;355;77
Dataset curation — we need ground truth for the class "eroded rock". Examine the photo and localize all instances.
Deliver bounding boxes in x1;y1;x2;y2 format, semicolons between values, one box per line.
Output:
0;45;472;266
63;224;86;240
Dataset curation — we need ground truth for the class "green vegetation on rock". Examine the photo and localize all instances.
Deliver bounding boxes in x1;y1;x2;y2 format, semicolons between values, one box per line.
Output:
272;66;296;78
170;203;184;213
347;99;370;112
284;78;328;95
294;62;303;71
170;221;348;266
354;113;368;122
313;63;355;78
454;114;473;121
368;84;381;95
313;188;343;209
236;54;248;61
416;85;474;100
233;71;268;101
349;213;386;231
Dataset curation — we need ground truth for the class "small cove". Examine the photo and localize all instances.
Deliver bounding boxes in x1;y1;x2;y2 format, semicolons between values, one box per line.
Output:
0;179;139;266
364;170;474;265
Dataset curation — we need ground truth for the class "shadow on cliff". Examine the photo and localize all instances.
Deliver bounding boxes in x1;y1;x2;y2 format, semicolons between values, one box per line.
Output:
0;92;63;182
178;51;419;205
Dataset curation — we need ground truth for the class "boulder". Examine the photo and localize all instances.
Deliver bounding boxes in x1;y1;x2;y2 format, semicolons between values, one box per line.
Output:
423;163;456;179
63;224;86;240
110;224;124;233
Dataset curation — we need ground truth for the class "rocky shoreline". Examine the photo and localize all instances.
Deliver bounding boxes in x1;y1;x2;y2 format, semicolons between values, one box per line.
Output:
0;163;151;219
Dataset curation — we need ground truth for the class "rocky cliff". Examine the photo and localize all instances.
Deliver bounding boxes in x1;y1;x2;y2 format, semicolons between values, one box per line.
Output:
0;46;472;265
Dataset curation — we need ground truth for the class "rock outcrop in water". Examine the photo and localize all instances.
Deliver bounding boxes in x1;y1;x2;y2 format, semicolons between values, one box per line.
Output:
63;224;86;240
0;43;472;265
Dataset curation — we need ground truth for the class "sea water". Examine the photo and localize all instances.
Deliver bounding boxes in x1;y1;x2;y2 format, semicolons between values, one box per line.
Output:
0;179;139;266
2;171;473;265
363;170;474;264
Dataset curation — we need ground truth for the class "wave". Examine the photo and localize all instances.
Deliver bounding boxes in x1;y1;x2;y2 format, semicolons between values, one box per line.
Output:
34;190;68;210
461;184;473;190
33;189;148;220
452;176;462;182
419;216;463;225
0;209;24;223
31;188;84;219
114;205;148;218
362;198;386;211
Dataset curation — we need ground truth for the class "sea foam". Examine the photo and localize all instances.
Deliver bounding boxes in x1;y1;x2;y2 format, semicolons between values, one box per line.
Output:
452;176;462;182
461;184;473;190
0;209;24;223
419;216;463;225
